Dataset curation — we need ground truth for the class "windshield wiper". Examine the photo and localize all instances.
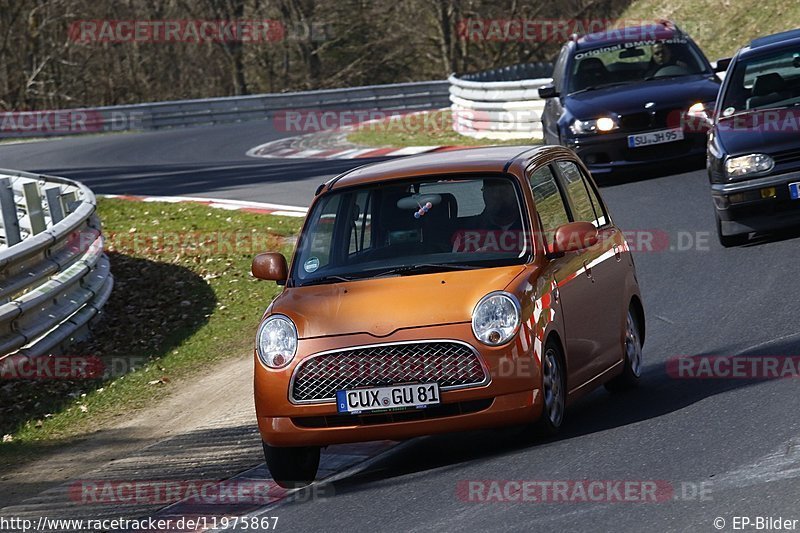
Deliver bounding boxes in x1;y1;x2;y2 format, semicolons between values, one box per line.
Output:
301;274;357;286
643;73;692;82
568;81;631;95
373;263;480;277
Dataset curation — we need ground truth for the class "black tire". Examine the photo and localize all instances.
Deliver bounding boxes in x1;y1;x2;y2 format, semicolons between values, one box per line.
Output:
263;442;320;488
532;340;567;437
605;308;642;392
716;214;749;247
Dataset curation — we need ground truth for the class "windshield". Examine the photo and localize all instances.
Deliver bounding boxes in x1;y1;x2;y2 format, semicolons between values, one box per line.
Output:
291;176;531;286
720;49;800;115
568;39;708;93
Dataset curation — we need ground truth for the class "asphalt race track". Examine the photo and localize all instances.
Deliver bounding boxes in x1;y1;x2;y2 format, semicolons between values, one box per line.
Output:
2;123;800;531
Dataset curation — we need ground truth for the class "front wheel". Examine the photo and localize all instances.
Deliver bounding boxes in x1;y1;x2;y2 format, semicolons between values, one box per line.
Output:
532;341;566;437
263;442;320;488
605;308;642;392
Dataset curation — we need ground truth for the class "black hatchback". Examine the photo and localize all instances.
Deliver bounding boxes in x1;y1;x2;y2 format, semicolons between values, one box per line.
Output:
538;21;720;179
707;28;800;246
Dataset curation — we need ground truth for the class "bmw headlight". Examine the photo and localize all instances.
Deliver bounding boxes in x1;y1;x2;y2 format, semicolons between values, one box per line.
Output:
725;154;774;179
570;116;618;135
472;292;521;346
256;314;298;368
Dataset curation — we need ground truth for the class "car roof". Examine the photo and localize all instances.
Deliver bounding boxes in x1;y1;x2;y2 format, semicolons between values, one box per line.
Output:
739;28;800;59
574;22;681;51
325;146;543;191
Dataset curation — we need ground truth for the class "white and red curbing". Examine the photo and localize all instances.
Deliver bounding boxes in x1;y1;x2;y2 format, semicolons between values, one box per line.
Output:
100;194;309;217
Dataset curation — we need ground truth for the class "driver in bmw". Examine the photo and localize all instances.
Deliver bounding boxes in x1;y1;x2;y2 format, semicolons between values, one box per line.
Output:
644;43;688;77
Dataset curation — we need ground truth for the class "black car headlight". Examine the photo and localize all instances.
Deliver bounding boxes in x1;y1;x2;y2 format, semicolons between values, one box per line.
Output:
570;117;618;135
725;154;774;179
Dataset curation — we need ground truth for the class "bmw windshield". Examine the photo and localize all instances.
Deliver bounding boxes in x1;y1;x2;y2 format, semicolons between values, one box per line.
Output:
291;176;531;286
569;39;708;94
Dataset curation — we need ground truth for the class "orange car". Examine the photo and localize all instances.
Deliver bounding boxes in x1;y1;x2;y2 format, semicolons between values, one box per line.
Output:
252;145;644;487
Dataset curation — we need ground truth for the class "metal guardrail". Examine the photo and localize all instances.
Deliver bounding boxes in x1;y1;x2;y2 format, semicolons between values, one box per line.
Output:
0;169;112;361
449;63;554;141
1;81;452;138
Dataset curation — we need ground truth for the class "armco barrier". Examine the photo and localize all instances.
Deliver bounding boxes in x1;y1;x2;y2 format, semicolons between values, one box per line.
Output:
0;81;451;138
449;62;553;140
0;169;112;361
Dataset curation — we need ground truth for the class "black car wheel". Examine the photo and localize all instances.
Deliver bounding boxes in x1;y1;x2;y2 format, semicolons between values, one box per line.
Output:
263;442;320;488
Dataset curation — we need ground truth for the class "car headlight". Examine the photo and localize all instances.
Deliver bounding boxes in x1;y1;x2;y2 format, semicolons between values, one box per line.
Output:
472;291;521;346
687;101;713;119
256;314;298;368
570;117;618;135
725;154;774;179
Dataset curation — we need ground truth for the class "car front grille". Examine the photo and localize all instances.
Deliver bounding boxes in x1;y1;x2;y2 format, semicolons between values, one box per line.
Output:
619;109;682;132
771;147;800;166
290;341;489;403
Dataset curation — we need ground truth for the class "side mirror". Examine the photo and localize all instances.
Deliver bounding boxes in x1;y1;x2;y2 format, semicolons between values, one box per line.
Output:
550;221;599;255
713;57;731;73
538;84;559;99
252;252;288;283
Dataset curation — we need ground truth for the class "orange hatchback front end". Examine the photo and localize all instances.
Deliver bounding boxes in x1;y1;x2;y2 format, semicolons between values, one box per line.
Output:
252;146;644;487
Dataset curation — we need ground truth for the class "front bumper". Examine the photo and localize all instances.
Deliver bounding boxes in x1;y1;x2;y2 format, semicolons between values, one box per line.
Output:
565;131;707;175
712;171;800;234
255;322;542;447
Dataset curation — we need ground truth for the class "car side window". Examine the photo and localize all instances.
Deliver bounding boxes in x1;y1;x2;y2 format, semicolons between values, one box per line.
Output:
528;165;570;246
553;45;570;91
555;160;607;226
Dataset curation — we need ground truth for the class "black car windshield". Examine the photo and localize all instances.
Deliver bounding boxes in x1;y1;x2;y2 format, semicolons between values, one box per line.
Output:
291;176;531;286
720;49;800;115
568;39;707;93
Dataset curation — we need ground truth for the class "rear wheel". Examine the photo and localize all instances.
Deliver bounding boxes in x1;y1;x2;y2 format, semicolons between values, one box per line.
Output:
533;341;566;436
606;308;642;392
716;214;749;247
263;442;320;488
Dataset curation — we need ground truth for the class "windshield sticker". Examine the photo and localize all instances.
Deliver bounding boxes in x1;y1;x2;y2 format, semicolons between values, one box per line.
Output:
574;38;689;60
723;107;735;117
304;257;320;273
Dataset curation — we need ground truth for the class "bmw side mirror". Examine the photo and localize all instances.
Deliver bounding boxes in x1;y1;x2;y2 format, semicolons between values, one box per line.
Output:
538;84;559;99
713;57;731;73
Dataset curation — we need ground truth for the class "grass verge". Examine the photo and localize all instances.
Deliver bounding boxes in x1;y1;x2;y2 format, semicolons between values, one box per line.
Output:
621;0;800;59
346;109;538;148
0;199;302;469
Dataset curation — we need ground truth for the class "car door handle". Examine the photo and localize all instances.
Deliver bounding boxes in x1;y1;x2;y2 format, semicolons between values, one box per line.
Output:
613;244;622;262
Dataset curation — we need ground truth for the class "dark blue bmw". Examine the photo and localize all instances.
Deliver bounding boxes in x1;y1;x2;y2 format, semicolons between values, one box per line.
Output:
538;21;721;178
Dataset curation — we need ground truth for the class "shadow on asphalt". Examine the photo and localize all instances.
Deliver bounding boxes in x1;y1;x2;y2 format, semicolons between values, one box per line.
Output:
593;157;705;187
289;334;800;499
